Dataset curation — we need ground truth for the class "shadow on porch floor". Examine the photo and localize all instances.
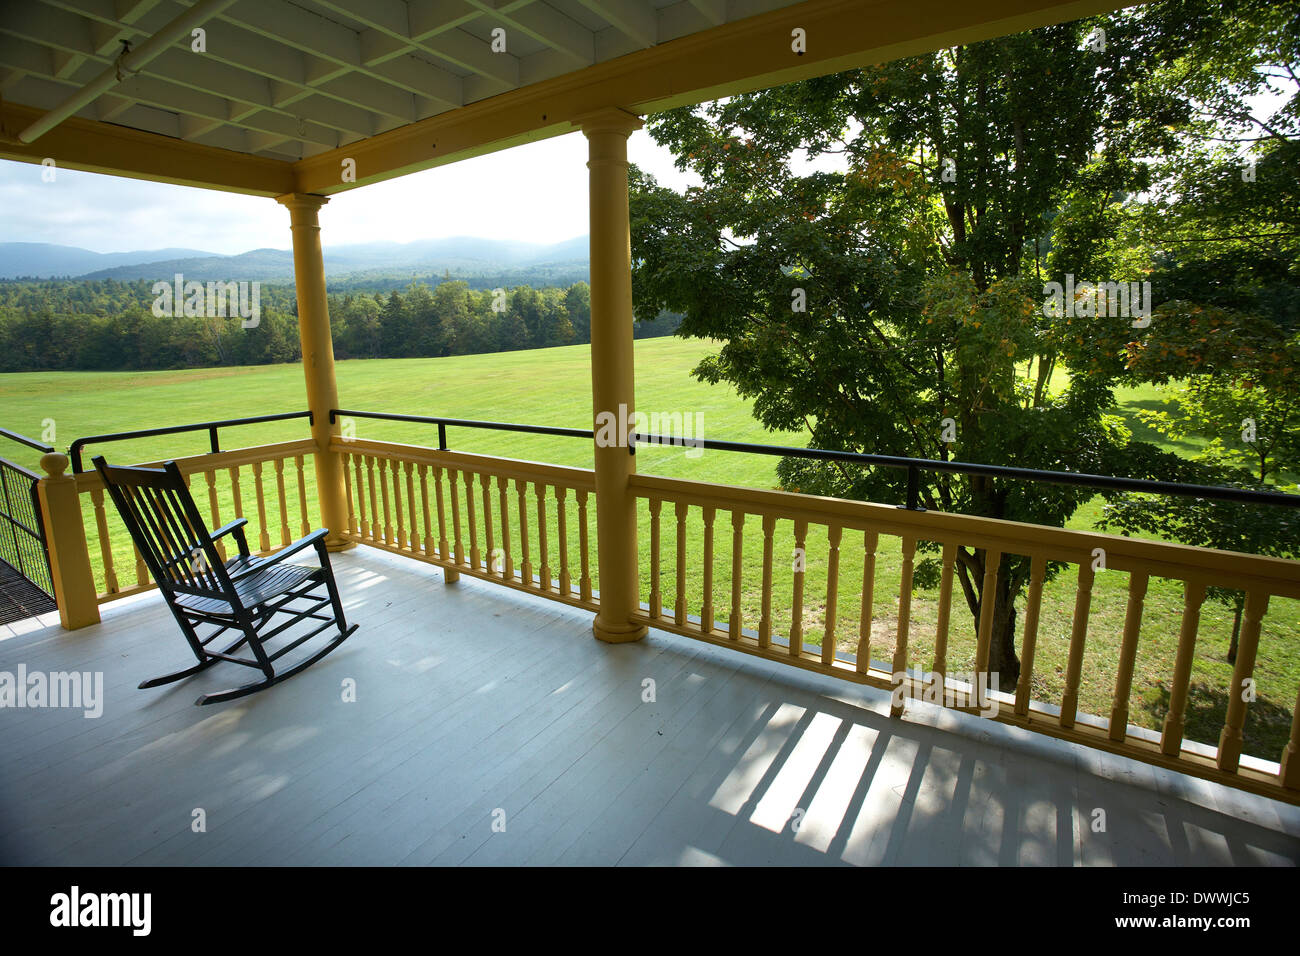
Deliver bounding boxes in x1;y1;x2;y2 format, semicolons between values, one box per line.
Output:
1;546;1297;866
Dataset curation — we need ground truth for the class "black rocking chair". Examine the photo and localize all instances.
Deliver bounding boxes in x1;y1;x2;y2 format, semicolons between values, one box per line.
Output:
93;455;357;705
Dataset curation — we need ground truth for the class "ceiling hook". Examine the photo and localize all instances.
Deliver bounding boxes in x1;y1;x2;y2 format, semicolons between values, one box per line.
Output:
115;39;133;82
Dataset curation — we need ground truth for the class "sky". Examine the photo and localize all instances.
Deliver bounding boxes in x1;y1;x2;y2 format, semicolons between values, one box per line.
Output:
0;127;704;255
0;80;1285;258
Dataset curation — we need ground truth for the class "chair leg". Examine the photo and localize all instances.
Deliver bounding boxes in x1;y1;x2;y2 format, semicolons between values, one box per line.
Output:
254;602;274;627
138;621;255;689
196;622;356;706
237;611;277;680
194;577;357;705
139;609;220;689
319;563;350;635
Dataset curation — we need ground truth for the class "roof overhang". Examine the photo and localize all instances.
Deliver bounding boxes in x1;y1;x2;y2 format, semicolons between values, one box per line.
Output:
0;0;1143;197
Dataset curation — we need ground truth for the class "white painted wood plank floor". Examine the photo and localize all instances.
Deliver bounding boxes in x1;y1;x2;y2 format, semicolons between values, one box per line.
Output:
1;546;1297;866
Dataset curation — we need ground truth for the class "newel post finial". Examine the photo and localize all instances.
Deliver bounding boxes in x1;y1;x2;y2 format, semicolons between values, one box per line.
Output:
41;451;69;478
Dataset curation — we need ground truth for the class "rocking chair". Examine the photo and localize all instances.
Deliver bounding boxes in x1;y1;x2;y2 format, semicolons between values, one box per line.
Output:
93;455;357;705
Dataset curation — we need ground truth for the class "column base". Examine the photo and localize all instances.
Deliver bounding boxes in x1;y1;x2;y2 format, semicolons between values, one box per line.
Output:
1217;729;1242;772
593;616;648;644
1280;746;1299;790
59;606;101;631
325;537;356;553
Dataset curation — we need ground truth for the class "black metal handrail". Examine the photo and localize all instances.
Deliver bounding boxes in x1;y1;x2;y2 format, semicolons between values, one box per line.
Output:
629;433;1300;511
0;432;56;603
330;409;589;454
69;411;313;473
329;408;1300;512
0;427;55;456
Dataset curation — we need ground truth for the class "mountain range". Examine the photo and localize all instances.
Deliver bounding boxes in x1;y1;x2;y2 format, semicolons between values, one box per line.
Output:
0;243;216;279
0;235;591;283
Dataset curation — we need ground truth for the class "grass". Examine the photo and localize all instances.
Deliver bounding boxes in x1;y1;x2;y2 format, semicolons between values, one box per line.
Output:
1;337;1295;762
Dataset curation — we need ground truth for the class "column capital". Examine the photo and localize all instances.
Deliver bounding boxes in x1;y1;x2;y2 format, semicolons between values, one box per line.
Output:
573;107;644;138
276;192;330;217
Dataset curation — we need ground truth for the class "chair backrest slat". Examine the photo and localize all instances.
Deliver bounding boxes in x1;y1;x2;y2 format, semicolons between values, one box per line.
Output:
154;486;199;584
93;456;232;598
119;483;175;584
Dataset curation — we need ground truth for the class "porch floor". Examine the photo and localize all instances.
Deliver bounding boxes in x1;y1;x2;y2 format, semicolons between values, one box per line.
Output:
2;547;1297;866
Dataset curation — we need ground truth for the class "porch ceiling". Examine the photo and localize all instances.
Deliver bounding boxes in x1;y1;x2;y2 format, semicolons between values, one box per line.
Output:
0;0;1142;197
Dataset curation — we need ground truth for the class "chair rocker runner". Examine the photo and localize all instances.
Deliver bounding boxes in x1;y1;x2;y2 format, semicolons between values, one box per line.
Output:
93;455;357;705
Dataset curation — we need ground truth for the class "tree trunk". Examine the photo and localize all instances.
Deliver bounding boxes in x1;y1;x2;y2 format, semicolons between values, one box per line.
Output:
958;547;1022;696
1227;603;1243;665
985;560;1021;694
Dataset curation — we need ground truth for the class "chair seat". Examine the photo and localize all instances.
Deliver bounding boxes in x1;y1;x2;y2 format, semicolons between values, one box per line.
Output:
175;561;321;616
223;552;267;576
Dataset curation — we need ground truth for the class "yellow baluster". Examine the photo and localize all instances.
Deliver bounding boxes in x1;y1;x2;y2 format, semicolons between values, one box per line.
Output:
822;525;842;666
1108;571;1148;739
1160;580;1206;756
701;506;716;634
855;531;878;674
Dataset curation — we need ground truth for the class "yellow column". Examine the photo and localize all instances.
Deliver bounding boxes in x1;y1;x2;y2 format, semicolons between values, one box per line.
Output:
37;452;100;630
579;107;647;644
277;193;352;552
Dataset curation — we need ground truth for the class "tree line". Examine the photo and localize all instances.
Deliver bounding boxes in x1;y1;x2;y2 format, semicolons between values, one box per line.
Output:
0;278;681;372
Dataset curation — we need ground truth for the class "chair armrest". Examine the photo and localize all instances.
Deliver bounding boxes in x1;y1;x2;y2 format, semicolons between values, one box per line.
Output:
158;519;248;573
212;517;248;539
211;518;250;556
228;529;328;581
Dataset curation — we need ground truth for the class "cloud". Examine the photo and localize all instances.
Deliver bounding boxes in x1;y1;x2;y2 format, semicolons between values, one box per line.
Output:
0;127;698;255
0;161;279;255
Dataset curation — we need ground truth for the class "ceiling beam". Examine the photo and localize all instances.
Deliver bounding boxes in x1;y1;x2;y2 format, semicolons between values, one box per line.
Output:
292;0;1144;194
472;0;594;65
688;0;728;27
1;0;1148;199
219;0;444;118
1;10;331;141
11;8;392;142
315;0;464;108
14;0;239;143
400;27;520;86
407;0;482;39
0;100;295;195
82;66;345;146
575;0;658;48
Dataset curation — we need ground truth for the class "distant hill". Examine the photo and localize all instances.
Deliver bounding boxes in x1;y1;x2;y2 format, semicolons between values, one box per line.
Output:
0;243;219;279
0;235;591;284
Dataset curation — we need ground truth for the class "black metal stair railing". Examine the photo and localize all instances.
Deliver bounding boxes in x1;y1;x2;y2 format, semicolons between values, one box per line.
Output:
0;427;57;623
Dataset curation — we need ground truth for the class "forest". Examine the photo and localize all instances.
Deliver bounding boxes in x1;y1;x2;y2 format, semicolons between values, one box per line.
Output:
0;277;681;372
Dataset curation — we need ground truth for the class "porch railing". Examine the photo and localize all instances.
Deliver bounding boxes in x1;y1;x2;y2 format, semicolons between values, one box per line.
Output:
77;439;319;604
334;439;597;610
627;471;1300;801
26;410;1300;805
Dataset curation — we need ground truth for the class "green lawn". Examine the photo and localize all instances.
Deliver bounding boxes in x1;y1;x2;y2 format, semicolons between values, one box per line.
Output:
1;337;1295;762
